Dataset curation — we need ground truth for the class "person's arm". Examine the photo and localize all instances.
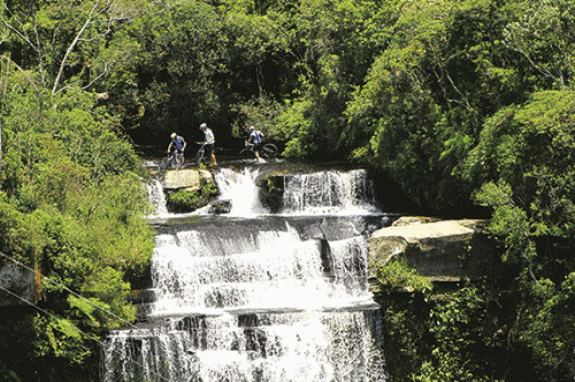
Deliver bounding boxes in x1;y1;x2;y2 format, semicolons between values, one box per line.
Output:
167;141;173;152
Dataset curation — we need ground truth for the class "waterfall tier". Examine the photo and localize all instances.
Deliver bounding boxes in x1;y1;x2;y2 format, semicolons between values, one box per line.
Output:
102;164;389;382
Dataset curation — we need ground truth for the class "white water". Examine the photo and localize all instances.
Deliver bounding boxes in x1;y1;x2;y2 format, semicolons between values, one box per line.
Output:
281;169;379;216
146;179;168;216
212;167;267;216
102;311;385;382
147;167;381;217
102;164;388;382
149;225;375;318
208;167;380;217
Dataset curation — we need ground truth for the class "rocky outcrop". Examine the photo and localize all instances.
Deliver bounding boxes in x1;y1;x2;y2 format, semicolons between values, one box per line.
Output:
161;169;218;213
0;263;36;307
162;168;214;191
208;199;232;214
368;217;499;287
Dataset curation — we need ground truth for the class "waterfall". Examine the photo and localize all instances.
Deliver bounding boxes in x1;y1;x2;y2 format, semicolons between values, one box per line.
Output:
102;164;388;382
281;169;379;215
209;167;380;217
148;224;376;318
146;179;168;216
102;310;385;382
211;167;266;216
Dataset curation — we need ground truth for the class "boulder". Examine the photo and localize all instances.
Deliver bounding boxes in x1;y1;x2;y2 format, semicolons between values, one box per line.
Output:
208;200;232;214
162;169;214;191
367;217;495;285
0;264;36;306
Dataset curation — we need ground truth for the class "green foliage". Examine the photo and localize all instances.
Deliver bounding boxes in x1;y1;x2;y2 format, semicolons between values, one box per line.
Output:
166;183;219;213
230;92;287;140
3;0;575;380
516;276;575;380
416;288;500;382
464;91;575;261
503;0;575;90
375;257;432;294
0;69;154;380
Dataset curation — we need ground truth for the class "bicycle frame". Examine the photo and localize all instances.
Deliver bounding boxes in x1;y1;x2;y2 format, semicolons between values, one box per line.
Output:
241;140;278;160
191;143;209;165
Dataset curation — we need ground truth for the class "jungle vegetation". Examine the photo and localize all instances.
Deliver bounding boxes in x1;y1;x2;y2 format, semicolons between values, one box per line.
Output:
0;0;574;381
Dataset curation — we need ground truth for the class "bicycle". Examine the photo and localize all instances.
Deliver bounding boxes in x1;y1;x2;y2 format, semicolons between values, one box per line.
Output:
239;140;279;160
159;150;184;173
190;142;212;166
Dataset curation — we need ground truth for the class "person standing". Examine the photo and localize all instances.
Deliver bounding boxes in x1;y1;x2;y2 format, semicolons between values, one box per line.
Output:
167;132;186;157
199;123;217;166
247;125;265;163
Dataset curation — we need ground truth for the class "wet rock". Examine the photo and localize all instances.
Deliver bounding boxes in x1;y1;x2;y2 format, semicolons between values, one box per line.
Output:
208;200;232;214
259;174;284;213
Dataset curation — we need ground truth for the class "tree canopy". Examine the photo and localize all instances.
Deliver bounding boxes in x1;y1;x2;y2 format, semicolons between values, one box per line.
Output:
1;0;575;380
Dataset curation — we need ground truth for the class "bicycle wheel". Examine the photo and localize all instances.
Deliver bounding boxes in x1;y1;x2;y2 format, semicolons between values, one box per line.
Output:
239;147;252;158
261;143;278;159
172;153;184;169
160;157;170;172
191;148;205;166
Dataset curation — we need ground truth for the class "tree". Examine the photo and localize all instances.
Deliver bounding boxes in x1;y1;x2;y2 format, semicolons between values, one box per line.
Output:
0;67;154;381
1;0;156;95
461;90;575;381
503;0;575;90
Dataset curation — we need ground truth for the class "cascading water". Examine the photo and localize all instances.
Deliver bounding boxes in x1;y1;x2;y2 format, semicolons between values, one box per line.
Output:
102;164;388;382
146;179;169;216
281;169;379;215
211;167;266;216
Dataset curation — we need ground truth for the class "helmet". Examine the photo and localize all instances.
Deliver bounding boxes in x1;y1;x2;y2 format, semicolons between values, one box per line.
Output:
200;123;207;130
248;126;255;132
170;133;176;139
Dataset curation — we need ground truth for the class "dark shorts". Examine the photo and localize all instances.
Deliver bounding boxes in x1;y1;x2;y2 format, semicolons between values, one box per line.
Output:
204;143;214;155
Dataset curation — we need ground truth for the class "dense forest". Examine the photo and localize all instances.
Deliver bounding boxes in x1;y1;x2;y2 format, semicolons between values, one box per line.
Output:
0;0;574;381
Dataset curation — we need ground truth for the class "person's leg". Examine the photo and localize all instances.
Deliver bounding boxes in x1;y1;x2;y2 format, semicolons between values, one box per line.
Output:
255;145;265;163
209;144;217;166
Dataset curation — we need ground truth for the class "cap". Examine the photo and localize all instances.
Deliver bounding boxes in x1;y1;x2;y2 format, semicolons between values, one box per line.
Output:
200;123;207;130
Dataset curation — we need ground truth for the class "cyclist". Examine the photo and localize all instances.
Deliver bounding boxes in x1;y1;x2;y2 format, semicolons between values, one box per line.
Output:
167;132;186;163
247;125;265;163
199;123;217;166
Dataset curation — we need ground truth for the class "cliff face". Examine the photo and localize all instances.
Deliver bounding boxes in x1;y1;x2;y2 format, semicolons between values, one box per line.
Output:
367;217;501;291
0;263;36;307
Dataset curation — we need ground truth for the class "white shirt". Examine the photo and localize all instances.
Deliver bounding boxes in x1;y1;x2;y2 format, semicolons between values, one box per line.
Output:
204;128;215;144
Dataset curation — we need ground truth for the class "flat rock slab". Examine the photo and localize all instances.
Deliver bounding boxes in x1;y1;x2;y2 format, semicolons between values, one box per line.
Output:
368;218;491;284
371;220;476;242
162;169;214;191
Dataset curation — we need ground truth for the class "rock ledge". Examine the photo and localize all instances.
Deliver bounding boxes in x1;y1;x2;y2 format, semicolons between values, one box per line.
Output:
368;217;495;286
